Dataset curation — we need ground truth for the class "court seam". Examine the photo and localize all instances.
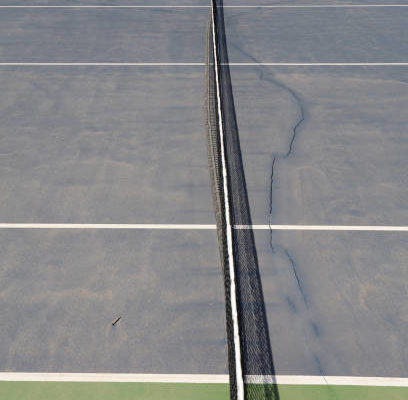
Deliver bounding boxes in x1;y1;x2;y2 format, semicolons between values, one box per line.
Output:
1;373;408;386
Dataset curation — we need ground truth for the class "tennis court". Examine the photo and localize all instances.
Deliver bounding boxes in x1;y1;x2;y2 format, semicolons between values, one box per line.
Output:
0;1;407;399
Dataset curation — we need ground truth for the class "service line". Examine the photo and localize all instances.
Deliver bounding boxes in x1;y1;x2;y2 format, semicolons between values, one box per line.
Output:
0;63;407;67
237;225;408;231
0;223;215;230
0;63;206;66
0;4;408;8
227;62;408;66
0;223;406;231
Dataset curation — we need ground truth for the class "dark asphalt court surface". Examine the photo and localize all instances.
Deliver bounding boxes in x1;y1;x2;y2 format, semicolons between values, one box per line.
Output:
0;0;407;378
0;67;213;224
0;229;226;373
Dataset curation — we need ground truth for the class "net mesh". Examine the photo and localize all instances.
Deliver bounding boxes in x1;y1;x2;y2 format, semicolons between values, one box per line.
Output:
206;14;238;398
206;1;280;399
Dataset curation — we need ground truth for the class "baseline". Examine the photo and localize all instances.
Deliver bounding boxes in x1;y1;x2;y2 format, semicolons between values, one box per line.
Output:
1;373;408;387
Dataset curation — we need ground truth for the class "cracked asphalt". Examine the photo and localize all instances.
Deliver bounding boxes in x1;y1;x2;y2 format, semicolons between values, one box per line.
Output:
226;5;408;377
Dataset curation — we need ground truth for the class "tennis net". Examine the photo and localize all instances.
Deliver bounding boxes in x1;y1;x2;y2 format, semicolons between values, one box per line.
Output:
206;1;279;399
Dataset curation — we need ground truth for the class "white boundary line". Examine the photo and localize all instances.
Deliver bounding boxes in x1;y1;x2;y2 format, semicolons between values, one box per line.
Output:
0;373;229;384
246;375;408;387
227;4;408;7
0;223;406;231
0;5;209;8
0;373;407;387
228;62;408;66
237;225;408;231
0;63;206;66
0;63;407;67
0;223;215;229
0;5;407;8
210;1;244;399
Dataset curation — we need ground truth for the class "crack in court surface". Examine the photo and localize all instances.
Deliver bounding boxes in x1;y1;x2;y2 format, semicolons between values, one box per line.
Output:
228;39;335;377
228;42;307;307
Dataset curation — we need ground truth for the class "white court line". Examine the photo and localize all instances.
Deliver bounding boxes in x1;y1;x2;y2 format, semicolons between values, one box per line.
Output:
0;373;228;383
0;223;216;229
0;223;407;231
0;4;408;8
236;225;408;231
246;375;408;387
0;63;206;66
0;63;407;67
225;4;408;7
0;373;407;387
228;62;408;66
0;5;211;8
